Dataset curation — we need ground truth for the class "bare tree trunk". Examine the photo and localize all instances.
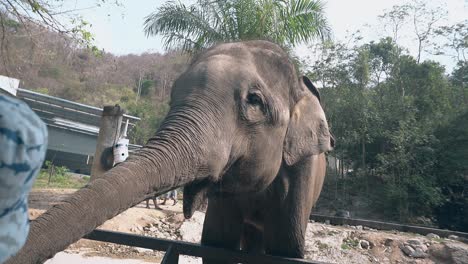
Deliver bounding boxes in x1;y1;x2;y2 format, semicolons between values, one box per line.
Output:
362;137;368;196
47;165;54;185
335;157;339;201
136;71;142;102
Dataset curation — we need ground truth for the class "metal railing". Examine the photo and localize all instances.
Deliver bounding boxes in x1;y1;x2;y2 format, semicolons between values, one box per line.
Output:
16;88;140;130
310;214;468;240
84;229;328;264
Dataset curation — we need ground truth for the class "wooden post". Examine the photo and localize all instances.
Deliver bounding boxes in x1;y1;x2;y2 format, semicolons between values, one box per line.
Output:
90;105;124;180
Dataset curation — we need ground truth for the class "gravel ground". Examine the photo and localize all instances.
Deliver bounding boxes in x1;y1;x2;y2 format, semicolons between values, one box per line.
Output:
29;189;468;264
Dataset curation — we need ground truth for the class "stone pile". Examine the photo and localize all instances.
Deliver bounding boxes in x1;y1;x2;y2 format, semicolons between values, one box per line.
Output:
141;217;182;241
399;239;429;258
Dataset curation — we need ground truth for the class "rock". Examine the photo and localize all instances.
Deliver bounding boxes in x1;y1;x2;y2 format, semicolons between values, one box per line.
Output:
325;220;330;225
363;226;371;230
413;216;434;226
429;242;468;264
134;247;153;253
445;242;468;264
167;213;185;224
335;210;350;218
356;225;363;230
448;235;459;240
415;244;428;252
407;239;423;246
180;211;205;243
401;245;415;256
410;248;428;258
360;240;370;249
384;238;394;246
426;233;440;239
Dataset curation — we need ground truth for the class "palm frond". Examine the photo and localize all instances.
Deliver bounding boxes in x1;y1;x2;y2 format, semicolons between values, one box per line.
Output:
281;0;331;45
143;0;331;52
144;1;222;51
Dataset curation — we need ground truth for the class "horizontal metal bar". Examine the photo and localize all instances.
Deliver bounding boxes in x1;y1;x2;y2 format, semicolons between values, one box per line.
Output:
17;88;141;121
45;122;98;137
17;88;104;116
27;102;102;127
310;214;468;239
23;97;138;128
84;229;328;264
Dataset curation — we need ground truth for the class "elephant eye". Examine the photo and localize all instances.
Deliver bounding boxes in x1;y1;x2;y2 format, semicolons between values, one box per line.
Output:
247;92;263;108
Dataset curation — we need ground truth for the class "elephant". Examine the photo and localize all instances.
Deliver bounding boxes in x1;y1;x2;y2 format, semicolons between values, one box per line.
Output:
5;40;333;264
183;76;333;262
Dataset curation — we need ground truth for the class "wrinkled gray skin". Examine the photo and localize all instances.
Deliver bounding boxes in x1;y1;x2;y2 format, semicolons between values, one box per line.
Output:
5;40;333;264
184;75;333;263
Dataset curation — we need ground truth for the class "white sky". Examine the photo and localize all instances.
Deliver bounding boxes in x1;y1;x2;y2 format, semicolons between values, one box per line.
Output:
64;0;467;70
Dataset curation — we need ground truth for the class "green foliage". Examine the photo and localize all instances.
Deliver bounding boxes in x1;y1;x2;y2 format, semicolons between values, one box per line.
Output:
38;66;61;79
144;0;330;53
123;99;170;145
312;35;466;230
3;18;20;29
34;161;88;189
433;111;468;232
449;62;468;113
432;21;468;62
341;238;359;250
0;1;120;60
140;79;155;97
0;14;187;146
32;87;49;95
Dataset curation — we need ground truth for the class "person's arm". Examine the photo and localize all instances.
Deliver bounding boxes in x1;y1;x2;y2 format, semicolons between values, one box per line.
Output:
0;95;48;263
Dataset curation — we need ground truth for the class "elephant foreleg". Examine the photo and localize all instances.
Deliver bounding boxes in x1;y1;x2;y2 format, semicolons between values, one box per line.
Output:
201;196;243;264
263;157;324;258
263;207;307;258
241;222;264;254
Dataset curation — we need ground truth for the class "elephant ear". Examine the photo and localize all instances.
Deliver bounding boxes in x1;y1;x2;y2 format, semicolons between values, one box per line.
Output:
283;76;333;166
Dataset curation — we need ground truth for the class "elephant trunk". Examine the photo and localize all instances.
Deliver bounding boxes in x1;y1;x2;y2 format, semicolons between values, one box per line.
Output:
5;107;222;264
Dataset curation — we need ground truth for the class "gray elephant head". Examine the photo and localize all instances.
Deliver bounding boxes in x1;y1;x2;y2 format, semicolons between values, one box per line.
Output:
6;40;333;264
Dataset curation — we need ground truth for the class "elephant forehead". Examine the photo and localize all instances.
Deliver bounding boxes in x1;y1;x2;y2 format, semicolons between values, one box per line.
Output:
187;55;255;84
204;54;255;76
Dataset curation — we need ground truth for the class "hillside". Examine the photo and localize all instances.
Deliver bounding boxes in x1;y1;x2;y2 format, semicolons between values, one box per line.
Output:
0;19;188;144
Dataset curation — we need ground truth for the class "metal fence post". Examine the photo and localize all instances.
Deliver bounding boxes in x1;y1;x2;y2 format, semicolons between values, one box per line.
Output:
161;244;179;264
90;105;124;180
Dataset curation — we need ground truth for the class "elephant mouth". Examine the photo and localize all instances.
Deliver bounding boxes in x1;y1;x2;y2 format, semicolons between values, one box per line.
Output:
213;158;274;194
218;156;241;181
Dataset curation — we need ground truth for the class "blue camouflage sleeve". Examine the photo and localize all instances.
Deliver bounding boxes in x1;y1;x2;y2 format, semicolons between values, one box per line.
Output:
0;95;48;263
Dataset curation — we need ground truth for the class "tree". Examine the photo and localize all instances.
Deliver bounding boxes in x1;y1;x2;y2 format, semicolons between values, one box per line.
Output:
308;35;457;224
0;0;121;69
433;21;468;63
376;1;448;63
449;61;468;110
143;0;330;53
434;111;468;232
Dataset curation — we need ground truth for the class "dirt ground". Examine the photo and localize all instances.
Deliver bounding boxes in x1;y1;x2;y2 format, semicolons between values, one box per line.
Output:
28;189;468;264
